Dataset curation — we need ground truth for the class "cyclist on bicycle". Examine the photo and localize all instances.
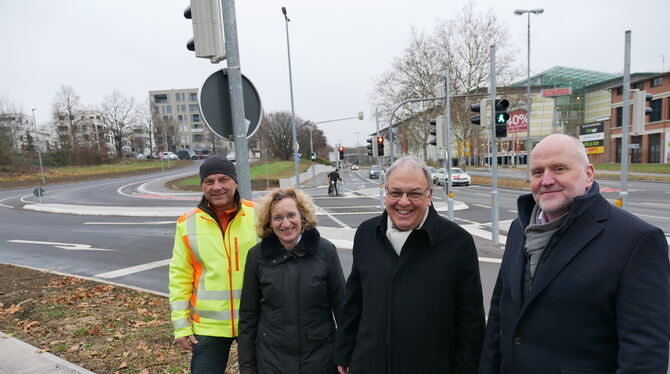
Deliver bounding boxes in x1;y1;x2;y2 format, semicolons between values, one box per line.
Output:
327;169;342;196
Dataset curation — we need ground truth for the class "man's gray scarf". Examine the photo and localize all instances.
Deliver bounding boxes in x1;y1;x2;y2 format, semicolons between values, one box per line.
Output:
524;204;566;279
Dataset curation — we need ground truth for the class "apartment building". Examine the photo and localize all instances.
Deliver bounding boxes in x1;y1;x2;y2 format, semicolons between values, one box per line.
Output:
148;88;232;154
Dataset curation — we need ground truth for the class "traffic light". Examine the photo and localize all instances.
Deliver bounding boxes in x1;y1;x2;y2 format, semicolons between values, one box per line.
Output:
632;90;653;135
494;99;509;138
184;0;225;63
428;116;444;148
376;136;385;156
366;137;376;156
470;99;489;126
338;146;344;160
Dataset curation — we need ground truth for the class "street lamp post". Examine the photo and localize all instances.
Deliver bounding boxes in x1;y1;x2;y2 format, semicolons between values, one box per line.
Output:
514;8;543;171
309;113;364;186
31;108;46;185
282;7;301;188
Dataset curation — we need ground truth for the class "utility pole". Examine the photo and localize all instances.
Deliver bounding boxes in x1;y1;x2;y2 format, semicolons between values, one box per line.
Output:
490;44;500;245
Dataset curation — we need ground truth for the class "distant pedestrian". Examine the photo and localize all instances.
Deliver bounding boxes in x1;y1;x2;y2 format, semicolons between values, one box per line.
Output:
238;187;345;373
479;134;670;373
334;156;485;374
169;156;258;373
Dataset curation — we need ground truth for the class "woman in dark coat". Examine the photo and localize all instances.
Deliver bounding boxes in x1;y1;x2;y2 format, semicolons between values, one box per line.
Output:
238;187;346;374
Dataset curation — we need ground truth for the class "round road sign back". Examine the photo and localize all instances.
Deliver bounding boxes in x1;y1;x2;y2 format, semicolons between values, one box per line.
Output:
198;69;263;140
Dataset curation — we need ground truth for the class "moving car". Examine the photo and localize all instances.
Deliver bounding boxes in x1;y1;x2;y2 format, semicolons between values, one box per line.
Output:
428;167;437;184
351;164;359;170
369;165;382;179
436;168;471;186
434;168;447;184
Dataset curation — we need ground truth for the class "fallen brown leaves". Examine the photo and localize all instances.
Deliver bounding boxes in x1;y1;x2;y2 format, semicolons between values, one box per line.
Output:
0;264;240;373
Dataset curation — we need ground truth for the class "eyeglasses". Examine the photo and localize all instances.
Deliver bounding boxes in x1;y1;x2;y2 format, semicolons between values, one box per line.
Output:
385;188;430;201
272;212;299;223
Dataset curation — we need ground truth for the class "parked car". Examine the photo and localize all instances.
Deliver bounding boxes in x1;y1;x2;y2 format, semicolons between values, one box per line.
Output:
135;153;147;160
437;168;471;186
351;164;359;170
161;151;178;160
177;149;198;160
369;165;382;179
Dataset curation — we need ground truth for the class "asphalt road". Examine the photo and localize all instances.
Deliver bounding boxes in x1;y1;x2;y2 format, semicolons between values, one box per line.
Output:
0;165;668;317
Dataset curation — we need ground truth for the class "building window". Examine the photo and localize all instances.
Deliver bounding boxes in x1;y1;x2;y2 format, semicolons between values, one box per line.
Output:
192;134;203;142
615;138;621;163
189;104;199;112
176;93;184;102
178;115;184;122
154;94;168;103
162;105;172;114
632;82;644;90
191;114;200;122
152;106;159;114
650;99;662;122
181;136;187;144
193;124;202;129
651;77;663;87
648;133;661;163
189;93;198;101
178;104;186;113
615;87;623;96
615;107;622;128
630;135;642;163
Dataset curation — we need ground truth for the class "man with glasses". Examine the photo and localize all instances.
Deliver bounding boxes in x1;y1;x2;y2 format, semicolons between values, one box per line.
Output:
335;156;485;374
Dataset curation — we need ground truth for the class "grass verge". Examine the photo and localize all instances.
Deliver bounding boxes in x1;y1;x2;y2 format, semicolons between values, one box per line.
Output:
594;163;670;173
168;159;313;192
0;264;240;374
0;161;193;190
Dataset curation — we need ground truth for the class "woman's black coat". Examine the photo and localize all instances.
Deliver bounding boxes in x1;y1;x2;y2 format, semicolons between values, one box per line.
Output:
238;228;346;374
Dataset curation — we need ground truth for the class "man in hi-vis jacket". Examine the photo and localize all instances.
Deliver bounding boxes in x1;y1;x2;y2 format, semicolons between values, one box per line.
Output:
169;156;257;373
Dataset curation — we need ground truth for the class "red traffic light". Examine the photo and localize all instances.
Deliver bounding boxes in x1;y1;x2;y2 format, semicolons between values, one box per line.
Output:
338;146;344;152
376;136;384;144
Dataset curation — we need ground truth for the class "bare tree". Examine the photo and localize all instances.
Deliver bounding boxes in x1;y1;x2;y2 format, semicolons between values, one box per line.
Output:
260;111;294;160
297;120;329;159
51;85;82;154
135;99;155;155
0;97;25;164
100;91;135;158
371;1;521;162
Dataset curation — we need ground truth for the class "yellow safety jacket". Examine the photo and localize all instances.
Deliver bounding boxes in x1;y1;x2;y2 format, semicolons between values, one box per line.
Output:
169;198;257;339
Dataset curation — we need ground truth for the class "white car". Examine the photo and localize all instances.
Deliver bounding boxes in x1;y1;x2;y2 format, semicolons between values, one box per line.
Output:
161;151;178;160
437;168;471;186
428;167;437;184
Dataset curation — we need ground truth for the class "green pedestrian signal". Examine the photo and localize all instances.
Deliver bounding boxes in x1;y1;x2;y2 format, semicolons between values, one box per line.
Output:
496;112;510;124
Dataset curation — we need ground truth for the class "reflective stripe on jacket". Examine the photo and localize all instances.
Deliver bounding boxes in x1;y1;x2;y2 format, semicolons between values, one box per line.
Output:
169;199;257;339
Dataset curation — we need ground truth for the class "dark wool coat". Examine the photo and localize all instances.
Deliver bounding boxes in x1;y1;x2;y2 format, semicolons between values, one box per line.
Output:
334;205;486;374
238;228;345;374
479;182;670;374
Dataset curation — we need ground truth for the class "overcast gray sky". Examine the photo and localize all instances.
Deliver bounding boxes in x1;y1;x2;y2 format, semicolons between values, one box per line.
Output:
2;0;668;148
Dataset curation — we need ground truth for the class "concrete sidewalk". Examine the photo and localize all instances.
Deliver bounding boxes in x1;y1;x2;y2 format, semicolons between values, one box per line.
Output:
0;333;95;374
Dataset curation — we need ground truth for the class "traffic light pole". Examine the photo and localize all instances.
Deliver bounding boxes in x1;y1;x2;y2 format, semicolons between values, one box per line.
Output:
489;45;500;246
222;0;252;199
375;108;384;208
443;70;454;221
620;30;631;210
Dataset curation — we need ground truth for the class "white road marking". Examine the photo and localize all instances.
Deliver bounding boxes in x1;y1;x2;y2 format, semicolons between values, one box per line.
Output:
459;224;508;245
479;257;502;264
640;202;670;207
315;206;351;229
634;213;670;221
95;259;172;279
508;210;518;213
84;221;175;225
8;240;114;251
474;204;491;209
